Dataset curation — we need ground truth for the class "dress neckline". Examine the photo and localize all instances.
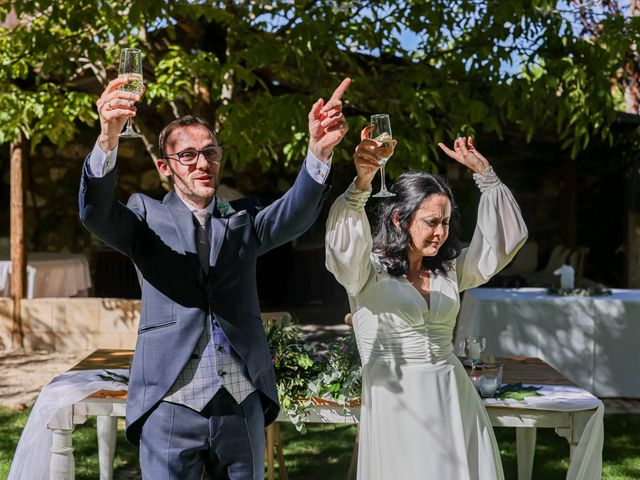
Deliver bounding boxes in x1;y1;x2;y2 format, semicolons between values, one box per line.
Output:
402;269;433;311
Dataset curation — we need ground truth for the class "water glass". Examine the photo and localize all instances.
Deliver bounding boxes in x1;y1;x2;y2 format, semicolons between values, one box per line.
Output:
477;363;503;398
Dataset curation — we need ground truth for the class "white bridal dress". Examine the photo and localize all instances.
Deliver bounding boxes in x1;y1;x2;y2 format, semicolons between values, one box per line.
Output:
325;168;528;480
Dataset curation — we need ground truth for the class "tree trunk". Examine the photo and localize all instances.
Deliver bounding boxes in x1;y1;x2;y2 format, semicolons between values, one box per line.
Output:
10;132;25;349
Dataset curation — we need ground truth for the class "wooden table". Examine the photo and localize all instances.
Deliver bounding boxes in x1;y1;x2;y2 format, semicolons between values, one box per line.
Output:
46;350;600;480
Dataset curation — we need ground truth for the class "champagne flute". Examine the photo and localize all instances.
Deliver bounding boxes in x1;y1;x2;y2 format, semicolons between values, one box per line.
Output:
370;114;395;198
117;48;143;138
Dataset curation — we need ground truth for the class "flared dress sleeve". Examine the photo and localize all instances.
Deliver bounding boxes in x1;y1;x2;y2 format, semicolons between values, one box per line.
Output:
325;182;373;297
457;167;528;292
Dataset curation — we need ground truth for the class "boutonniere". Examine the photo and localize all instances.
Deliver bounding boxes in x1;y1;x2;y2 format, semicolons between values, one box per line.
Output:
216;199;236;217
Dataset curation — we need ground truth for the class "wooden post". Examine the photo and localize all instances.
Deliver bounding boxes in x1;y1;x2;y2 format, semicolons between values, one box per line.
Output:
10;131;25;349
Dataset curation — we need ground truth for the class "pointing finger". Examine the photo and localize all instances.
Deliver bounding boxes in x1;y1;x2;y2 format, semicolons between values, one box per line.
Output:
329;77;352;102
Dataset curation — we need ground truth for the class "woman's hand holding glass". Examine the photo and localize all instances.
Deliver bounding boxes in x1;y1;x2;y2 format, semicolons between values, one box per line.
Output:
438;136;490;174
353;125;397;192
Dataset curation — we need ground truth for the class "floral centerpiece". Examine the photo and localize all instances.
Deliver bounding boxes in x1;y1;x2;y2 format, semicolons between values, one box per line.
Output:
99;313;364;434
264;314;321;432
265;315;362;432
308;331;361;406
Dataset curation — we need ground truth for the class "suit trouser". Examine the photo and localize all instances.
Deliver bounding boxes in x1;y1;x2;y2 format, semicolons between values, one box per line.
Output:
140;388;265;480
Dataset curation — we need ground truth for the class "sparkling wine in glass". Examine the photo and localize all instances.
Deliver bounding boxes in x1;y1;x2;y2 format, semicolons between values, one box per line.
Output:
118;48;143;138
370;114;396;198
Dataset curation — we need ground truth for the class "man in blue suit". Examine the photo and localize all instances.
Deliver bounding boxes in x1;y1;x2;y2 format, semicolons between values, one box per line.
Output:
79;76;351;479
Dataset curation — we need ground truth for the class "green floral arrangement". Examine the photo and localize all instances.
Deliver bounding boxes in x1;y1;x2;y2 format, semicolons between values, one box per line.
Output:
265;316;363;432
264;314;321;432
97;370;129;385
494;383;543;401
546;285;611;297
98;314;364;434
308;330;362;406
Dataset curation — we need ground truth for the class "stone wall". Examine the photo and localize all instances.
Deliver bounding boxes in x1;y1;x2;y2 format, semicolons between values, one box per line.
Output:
0;298;140;352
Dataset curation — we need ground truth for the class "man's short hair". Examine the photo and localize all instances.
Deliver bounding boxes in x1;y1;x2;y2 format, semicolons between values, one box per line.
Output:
158;115;218;157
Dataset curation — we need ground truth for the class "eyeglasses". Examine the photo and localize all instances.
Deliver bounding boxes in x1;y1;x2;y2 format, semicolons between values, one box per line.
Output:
164;146;223;166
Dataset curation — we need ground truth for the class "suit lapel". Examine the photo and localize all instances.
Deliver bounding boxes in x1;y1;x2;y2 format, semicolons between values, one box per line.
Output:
164;191;205;285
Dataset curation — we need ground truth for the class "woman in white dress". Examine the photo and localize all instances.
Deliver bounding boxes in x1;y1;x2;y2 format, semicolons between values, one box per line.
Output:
325;131;528;480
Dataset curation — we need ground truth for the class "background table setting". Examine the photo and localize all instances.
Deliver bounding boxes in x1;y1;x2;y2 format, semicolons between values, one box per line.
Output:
455;287;640;398
0;252;92;298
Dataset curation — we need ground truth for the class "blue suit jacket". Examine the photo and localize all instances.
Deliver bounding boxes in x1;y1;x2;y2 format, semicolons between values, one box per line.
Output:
79;158;330;445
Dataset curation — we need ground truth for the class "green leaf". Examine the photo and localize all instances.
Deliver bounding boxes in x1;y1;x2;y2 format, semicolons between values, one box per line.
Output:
494;383;543;401
97;370;129;385
0;0;631;169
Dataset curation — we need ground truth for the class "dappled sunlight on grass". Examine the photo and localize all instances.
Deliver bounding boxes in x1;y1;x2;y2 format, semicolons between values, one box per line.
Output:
1;408;638;479
0;407;31;479
602;415;640;479
277;423;357;480
72;418;140;480
0;406;139;480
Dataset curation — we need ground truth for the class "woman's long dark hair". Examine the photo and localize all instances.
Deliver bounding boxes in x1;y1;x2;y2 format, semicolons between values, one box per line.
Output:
372;171;461;276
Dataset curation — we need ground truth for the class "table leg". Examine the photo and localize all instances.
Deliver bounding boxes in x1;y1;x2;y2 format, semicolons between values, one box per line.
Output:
50;428;75;480
554;410;592;460
569;411;591;460
272;423;288;480
97;415;117;480
346;424;359;480
265;424;275;480
515;427;536;480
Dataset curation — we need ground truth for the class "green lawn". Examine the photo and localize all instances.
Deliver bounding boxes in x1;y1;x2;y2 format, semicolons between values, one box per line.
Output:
1;407;638;479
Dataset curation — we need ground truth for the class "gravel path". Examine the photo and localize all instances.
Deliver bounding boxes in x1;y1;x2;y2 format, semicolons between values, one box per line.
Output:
0;350;90;409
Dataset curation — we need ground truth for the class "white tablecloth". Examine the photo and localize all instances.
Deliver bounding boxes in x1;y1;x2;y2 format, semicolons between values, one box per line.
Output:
8;369;128;480
455;287;640;397
0;253;91;298
8;370;603;480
